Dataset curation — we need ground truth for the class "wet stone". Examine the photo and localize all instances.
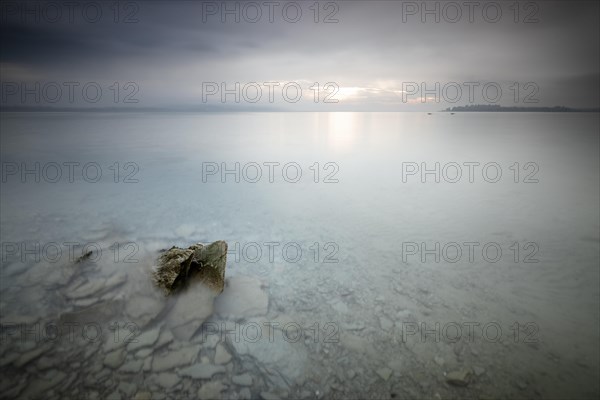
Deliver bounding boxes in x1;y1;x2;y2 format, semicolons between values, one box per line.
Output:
154;373;179;389
232;374;253;386
104;349;126;369
178;363;226;379
376;367;393;381
214;275;269;319
214;344;232;365
197;381;225;400
120;359;144;373
445;368;472;387
153;241;228;295
152;346;197;371
119;382;137;397
128;327;161;351
239;388;252;400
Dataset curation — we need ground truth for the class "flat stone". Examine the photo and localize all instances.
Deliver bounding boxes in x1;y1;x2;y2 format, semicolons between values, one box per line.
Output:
19;371;67;398
260;392;282;400
128;327;161;351
376;367;393;381
214;275;268;318
106;391;121;400
125;295;164;327
103;273;128;292
446;368;472;387
154;373;179;389
143;356;153;372
104;349;126;369
155;329;174;348
178;363;226;379
214;344;232;365
134;391;152;400
473;366;485;376
120;359;144;373
170;320;202;341
60;300;123;326
14;345;49;367
66;279;107;299
152;346;197;371
166;284;216;332
119;382;137;397
232;374;253;386
136;348;153;358
434;356;445;366
197;381;225;400
229;322;308;386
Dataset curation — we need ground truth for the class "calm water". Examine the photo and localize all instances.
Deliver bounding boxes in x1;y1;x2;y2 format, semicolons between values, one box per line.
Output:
1;112;599;399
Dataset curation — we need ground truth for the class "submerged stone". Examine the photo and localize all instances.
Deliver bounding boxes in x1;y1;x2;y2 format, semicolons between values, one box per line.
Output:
445;368;472;386
152;241;228;295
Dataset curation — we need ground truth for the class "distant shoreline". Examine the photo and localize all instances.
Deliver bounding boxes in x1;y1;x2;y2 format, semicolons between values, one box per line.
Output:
443;105;600;113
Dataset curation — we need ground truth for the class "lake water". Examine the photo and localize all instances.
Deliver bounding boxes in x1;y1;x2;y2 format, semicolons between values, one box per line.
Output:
1;112;599;399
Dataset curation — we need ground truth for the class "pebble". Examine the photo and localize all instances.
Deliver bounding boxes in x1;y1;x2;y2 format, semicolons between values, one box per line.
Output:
120;359;144;373
197;381;225;400
152;346;197;371
154;373;179;389
445;368;472;387
376;367;393;381
104;349;126;369
214;344;232;365
239;388;252;400
118;382;137;397
134;391;152;400
232;374;253;386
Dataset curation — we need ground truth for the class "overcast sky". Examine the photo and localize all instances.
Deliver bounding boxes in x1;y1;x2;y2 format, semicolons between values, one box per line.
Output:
1;0;598;111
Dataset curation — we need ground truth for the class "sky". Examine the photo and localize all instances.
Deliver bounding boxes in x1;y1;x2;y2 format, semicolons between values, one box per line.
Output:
1;0;599;111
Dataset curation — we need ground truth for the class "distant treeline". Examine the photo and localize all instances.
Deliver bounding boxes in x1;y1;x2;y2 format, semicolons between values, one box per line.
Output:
444;105;599;112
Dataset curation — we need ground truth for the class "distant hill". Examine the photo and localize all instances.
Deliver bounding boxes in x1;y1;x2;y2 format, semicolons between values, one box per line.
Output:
443;105;599;112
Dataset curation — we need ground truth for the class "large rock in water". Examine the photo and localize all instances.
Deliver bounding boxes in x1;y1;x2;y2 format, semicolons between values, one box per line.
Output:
153;241;228;295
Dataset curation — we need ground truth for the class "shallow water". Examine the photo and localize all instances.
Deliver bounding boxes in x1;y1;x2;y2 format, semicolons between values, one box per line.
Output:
1;112;599;399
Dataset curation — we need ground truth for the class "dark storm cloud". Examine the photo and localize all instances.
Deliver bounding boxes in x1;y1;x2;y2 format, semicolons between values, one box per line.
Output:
1;0;598;110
